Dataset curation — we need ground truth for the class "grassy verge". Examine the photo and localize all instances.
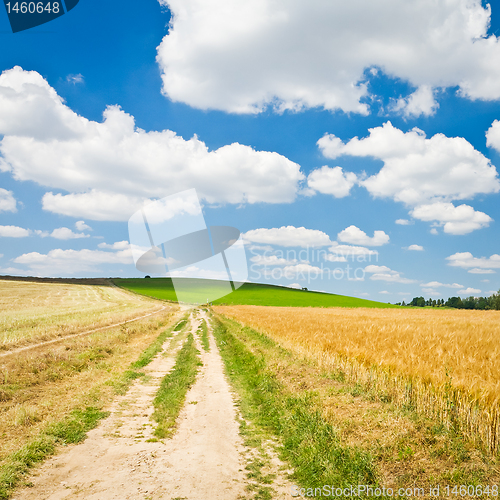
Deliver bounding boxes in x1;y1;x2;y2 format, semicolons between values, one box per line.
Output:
211;315;377;494
198;319;210;352
152;332;201;438
213;313;500;494
0;405;109;499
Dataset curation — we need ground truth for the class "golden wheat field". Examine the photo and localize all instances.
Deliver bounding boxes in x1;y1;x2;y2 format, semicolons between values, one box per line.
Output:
215;305;500;452
0;279;159;350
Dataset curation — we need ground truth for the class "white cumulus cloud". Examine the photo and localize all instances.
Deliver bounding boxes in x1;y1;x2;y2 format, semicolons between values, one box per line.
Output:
364;264;415;284
0;189;17;213
318;122;498;234
0;67;304;222
306;166;357;198
458;287;481;295
318;122;500;206
337;225;389;247
50;227;90;240
243;226;332;248
446;252;500;272
420;281;463;289
486;119;500;153
98;241;130;250
13;247;134;276
156;0;500;114
392;85;438;118
405;244;424;251
410;202;492;235
75;221;92;232
0;225;30;237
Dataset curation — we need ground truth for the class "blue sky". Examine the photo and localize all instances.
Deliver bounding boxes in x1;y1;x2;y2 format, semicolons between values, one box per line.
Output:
0;0;500;302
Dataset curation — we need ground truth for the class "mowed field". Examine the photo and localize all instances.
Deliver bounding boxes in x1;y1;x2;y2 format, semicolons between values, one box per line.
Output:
0;279;179;497
116;277;398;308
0;279;160;350
215;305;500;453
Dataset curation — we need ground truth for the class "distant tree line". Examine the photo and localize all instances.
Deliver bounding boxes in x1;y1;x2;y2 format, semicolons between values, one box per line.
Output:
395;290;500;310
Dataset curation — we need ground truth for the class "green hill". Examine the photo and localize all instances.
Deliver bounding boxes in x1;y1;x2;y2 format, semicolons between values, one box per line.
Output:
115;278;398;309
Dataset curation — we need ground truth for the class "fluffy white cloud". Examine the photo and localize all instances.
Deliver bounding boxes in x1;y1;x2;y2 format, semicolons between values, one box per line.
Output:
42;191;148;222
406;244;424;251
0;189;16;213
410;202;492;235
337;225;389;247
420;281;463;289
50;227;90;240
486;119;500;153
156;0;500;114
98;240;130;250
288;283;301;289
458;287;481;295
395;219;412;225
0;67;304;221
318;122;498;234
468;268;495;274
0;225;30;237
13;247;133;276
392;85;438;118
319;122;500;206
75;221;92;232
243;226;331;248
306;166;357;198
364;264;416;284
446;252;500;272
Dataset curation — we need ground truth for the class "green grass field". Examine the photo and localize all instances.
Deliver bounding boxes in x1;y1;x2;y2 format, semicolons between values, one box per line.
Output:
114;278;398;309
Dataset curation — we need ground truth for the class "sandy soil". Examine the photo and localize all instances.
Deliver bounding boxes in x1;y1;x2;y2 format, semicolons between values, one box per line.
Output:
13;310;292;500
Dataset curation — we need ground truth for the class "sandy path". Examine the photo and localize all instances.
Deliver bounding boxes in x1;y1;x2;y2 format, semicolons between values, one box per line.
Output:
13;311;252;500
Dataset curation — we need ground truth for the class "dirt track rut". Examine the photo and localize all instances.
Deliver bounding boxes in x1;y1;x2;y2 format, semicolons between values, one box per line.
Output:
13;310;262;500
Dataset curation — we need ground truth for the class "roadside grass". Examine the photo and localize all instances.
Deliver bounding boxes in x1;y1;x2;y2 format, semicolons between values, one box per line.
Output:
211;315;378;493
0;405;110;499
213;313;500;493
0;280;159;350
115;278;397;309
0;310;179;499
152;332;201;438
197;319;210;352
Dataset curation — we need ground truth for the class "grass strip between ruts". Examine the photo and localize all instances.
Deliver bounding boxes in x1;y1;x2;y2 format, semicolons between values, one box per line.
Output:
211;315;378;496
152;332;201;438
198;319;210;352
0;320;181;499
113;315;187;395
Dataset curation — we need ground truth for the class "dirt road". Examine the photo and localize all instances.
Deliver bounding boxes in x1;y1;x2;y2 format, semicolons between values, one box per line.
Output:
13;310;291;500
